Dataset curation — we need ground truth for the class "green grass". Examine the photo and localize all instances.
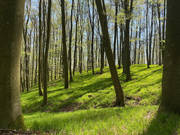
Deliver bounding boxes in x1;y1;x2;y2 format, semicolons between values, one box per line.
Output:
21;64;180;134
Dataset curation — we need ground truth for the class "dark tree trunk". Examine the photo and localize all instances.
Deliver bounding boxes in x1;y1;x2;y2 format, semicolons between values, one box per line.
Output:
79;20;83;74
157;0;162;65
38;0;43;96
34;25;38;85
148;4;154;67
23;3;30;92
133;26;138;64
160;0;180;113
73;1;79;75
100;35;104;74
68;0;74;82
146;0;149;68
95;0;125;106
119;24;123;69
0;0;25;129
43;0;52;105
113;0;118;64
137;21;142;64
61;0;69;89
88;0;95;74
123;0;133;81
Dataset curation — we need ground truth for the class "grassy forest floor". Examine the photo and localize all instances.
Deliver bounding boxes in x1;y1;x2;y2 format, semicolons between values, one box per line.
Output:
21;64;180;135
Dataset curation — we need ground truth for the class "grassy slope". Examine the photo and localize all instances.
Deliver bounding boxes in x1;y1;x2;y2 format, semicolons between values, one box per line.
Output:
22;65;180;135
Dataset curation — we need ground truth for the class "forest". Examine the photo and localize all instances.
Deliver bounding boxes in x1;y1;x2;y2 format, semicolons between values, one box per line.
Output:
0;0;180;134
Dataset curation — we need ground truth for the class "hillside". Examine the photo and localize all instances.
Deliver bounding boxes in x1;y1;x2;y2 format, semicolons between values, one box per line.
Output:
21;65;180;135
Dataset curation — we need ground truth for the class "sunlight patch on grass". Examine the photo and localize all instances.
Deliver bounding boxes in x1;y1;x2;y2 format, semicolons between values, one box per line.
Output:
24;106;157;135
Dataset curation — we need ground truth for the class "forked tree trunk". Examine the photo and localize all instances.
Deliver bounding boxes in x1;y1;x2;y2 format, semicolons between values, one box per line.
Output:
0;0;25;129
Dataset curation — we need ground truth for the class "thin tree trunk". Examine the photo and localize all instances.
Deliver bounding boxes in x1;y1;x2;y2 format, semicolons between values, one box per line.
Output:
123;0;133;81
95;0;125;106
61;0;69;89
43;0;52;105
146;0;149;68
73;0;79;75
38;0;43;96
68;0;74;82
113;0;118;64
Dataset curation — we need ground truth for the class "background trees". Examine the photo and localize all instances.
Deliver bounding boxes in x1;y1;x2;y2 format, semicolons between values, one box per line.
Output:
3;0;180;133
18;0;166;105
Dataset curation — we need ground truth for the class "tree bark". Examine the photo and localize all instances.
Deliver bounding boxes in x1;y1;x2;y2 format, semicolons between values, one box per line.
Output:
68;0;74;82
61;0;69;89
113;0;118;64
73;0;79;75
0;0;25;129
159;0;180;113
43;0;52;105
38;0;43;96
95;0;125;106
123;0;133;81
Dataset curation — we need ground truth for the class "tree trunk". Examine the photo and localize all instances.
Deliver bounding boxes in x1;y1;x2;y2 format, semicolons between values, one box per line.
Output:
0;0;25;129
88;0;95;74
95;0;125;106
113;0;118;64
68;0;74;82
146;0;149;68
38;0;43;96
133;26;138;64
43;0;52;105
61;0;69;89
73;1;79;75
157;0;162;65
123;0;133;81
159;0;180;113
100;35;104;74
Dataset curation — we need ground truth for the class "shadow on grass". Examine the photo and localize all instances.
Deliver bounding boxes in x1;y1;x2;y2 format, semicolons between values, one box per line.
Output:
23;78;113;113
135;68;162;82
47;88;65;94
29;107;133;132
143;111;180;135
52;78;113;111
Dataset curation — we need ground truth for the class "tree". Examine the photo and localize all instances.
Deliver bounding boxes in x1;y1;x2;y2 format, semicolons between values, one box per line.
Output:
95;0;125;106
43;0;52;105
88;0;95;74
61;0;69;89
38;0;43;96
159;0;180;113
157;0;162;65
123;0;133;81
0;0;25;129
73;0;80;75
113;0;118;64
68;0;74;82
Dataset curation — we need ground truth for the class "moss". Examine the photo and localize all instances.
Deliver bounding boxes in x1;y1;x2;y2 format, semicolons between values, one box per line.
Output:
8;115;25;130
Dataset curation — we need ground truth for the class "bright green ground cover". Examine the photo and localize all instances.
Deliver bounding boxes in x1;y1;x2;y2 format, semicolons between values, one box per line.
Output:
21;64;180;135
